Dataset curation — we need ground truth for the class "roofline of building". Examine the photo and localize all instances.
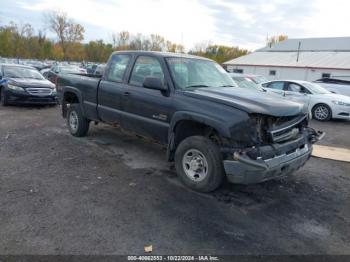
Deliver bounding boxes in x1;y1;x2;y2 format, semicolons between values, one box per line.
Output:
256;50;350;52
223;64;350;71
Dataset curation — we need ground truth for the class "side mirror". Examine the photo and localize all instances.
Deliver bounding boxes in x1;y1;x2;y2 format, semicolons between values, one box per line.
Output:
143;77;167;91
331;91;336;94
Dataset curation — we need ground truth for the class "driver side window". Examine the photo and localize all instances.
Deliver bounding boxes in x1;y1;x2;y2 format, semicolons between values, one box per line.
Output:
129;56;164;87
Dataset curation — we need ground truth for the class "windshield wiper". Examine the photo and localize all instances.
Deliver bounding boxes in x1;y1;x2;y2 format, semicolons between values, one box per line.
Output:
218;85;236;87
185;84;209;88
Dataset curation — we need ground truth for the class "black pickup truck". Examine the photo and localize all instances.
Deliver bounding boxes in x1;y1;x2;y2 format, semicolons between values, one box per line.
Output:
57;51;323;192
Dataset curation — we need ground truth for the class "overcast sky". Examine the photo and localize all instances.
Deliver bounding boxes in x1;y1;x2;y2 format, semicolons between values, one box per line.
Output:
1;0;350;51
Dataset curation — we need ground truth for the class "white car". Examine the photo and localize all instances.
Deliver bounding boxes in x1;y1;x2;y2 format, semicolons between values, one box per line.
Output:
262;80;350;121
314;78;350;97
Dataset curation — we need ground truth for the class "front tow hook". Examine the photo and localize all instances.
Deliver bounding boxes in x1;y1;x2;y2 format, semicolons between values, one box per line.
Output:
307;127;325;144
316;131;325;141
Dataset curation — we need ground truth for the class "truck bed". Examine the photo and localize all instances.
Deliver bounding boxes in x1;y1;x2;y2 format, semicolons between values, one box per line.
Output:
57;73;101;103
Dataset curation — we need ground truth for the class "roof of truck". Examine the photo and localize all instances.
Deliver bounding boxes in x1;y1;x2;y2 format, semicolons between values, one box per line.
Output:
111;51;212;61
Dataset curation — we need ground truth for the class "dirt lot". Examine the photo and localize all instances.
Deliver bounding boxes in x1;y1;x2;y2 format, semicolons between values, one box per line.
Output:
0;105;350;255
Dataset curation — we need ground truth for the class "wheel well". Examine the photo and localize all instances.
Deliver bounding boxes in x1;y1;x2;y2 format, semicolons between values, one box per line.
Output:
168;120;222;161
312;103;332;119
312;103;332;113
62;92;80;118
64;92;80;104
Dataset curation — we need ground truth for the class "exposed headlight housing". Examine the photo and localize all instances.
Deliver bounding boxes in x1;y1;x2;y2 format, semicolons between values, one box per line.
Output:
332;100;350;107
7;84;25;91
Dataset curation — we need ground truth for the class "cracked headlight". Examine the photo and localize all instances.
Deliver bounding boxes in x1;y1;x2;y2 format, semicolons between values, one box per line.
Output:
332;100;350;107
7;84;24;91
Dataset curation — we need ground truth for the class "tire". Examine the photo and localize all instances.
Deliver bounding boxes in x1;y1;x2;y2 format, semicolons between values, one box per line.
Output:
175;136;225;192
66;104;90;137
312;103;332;121
0;87;9;106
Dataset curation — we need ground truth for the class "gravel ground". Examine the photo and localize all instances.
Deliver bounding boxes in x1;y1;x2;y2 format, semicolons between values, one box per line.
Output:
0;105;349;255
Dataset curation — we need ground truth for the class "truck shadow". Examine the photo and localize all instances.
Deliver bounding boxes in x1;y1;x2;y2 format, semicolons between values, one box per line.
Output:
87;123;339;212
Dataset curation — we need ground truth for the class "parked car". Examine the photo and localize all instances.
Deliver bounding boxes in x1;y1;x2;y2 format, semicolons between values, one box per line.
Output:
57;51;323;192
86;64;98;74
47;65;87;84
0;64;57;105
40;68;51;79
25;61;50;71
245;74;269;85
93;64;106;76
229;73;264;91
314;78;350;97
262;80;350;121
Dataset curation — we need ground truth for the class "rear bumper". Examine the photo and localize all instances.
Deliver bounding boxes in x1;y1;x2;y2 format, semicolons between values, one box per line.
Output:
223;129;324;184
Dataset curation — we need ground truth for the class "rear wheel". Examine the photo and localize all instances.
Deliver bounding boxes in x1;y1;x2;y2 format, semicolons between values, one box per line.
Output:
66;104;90;137
0;87;9;106
175;136;224;192
312;104;332;121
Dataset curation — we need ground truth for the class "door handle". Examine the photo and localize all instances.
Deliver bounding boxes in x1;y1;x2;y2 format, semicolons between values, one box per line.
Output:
124;91;130;96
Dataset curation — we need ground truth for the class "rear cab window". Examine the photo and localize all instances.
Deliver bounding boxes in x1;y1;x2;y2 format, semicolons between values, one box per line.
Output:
106;54;131;82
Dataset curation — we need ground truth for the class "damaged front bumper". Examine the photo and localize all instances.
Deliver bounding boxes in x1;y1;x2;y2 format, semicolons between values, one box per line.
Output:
223;129;325;184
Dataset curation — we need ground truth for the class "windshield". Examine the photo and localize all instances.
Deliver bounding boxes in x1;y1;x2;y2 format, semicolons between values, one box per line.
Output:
232;76;263;91
251;76;269;84
302;82;331;94
166;58;236;89
3;66;45;80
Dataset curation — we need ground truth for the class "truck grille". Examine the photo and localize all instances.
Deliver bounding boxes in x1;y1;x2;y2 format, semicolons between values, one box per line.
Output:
26;88;53;96
252;114;308;144
268;114;308;143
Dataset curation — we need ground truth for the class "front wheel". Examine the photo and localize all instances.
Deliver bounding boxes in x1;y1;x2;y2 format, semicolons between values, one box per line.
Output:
66;104;90;137
175;136;225;192
312;104;332;121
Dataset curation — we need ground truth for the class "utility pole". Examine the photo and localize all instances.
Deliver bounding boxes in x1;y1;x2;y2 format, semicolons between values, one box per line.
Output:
296;41;301;62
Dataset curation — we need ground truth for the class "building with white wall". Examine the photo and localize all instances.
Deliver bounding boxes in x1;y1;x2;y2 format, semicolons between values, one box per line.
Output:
223;37;350;81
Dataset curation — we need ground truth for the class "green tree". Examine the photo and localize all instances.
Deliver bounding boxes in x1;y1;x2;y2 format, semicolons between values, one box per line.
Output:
189;44;249;64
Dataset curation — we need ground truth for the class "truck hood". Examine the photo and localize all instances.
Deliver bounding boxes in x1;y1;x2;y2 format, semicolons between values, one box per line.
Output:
8;78;55;89
183;87;304;117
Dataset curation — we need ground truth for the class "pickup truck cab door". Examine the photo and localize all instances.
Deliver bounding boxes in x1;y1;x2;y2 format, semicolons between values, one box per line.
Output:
97;54;131;124
121;55;173;144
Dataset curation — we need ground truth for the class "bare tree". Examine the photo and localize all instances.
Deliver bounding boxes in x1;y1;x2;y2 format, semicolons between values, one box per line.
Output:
46;11;84;60
118;31;130;47
193;40;212;53
266;35;288;47
111;33;117;49
150;34;164;51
